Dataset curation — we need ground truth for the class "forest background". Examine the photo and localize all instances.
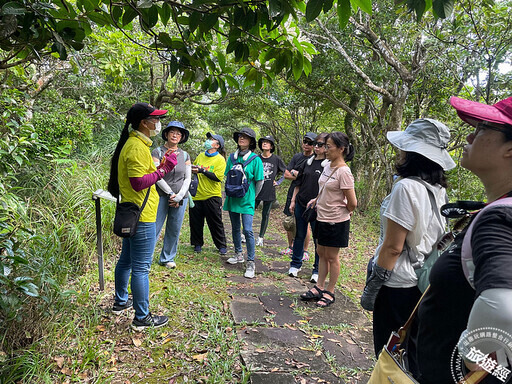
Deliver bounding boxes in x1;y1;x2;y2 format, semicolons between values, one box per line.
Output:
1;0;511;381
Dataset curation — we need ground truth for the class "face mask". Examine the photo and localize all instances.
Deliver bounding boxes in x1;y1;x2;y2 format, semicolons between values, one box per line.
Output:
203;139;213;150
149;120;161;137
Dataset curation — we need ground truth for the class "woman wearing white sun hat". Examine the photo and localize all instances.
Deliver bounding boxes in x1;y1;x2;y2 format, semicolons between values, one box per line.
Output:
405;97;512;384
360;118;456;356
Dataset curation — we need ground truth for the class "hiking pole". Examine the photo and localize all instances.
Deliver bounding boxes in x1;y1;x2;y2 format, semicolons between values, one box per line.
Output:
92;189;116;291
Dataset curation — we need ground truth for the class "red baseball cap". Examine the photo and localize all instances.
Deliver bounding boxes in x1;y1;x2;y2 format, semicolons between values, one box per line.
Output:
450;96;512;127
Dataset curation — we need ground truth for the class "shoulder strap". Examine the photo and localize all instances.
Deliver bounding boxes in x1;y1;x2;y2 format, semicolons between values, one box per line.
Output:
398;286;430;342
140;187;151;211
461;197;512;289
242;154;258;168
229;153;236;165
407;177;448;268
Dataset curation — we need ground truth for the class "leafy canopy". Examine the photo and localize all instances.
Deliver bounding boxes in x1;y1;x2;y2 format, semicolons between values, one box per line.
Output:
1;0;455;89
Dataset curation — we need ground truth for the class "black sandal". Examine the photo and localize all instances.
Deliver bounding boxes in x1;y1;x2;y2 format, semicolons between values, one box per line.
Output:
316;291;335;308
300;285;323;301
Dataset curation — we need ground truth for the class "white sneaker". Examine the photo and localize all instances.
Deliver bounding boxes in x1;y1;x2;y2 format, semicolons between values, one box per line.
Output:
310;273;318;283
288;267;301;278
241;234;246;243
227;253;244;264
244;261;256;279
256;237;264;246
165;262;176;269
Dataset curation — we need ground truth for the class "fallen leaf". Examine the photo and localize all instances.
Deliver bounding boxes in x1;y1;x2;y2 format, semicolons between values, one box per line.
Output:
96;325;106;332
255;348;265;353
60;367;73;376
315;350;322;356
193;353;208;363
132;338;142;347
328;338;341;343
310;334;324;339
162;337;172;345
54;356;65;369
346;339;356;345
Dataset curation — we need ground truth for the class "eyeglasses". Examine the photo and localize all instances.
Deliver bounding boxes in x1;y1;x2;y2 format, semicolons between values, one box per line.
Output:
475;121;510;136
303;140;314;145
313;142;325;147
167;130;182;136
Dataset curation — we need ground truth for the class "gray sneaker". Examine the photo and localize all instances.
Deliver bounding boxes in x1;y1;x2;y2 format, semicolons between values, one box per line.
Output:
244;261;256;279
227;252;244;264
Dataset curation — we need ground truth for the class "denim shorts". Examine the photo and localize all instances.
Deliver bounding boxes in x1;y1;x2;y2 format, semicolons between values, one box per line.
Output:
315;220;350;248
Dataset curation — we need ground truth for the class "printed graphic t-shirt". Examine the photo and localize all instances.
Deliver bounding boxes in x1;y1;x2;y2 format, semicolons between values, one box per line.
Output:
193;152;226;201
256;154;286;202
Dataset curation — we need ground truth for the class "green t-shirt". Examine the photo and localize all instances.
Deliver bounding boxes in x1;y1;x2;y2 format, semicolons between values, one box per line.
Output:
193;152;226;201
223;152;264;214
118;130;159;222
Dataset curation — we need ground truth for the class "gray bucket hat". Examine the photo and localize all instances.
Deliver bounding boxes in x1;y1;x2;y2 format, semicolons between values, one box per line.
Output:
258;135;276;153
386;118;456;171
233;127;257;150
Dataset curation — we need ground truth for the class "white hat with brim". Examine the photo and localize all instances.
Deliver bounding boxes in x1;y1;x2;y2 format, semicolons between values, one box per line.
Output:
387;118;456;171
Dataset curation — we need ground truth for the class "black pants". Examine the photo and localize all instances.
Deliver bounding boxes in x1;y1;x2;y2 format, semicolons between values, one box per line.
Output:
373;285;421;357
189;196;227;249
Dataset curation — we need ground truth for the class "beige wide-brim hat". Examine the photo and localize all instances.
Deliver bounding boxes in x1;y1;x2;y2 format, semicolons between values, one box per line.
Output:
387;118;456;171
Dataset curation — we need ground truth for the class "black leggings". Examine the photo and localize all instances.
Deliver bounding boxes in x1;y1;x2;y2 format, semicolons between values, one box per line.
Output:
255;200;273;238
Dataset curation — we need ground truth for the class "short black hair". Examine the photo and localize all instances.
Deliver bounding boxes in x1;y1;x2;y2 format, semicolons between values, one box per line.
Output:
396;152;448;188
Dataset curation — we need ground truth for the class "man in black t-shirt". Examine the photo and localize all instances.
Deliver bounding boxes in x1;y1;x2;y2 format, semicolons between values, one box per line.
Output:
280;132;317;256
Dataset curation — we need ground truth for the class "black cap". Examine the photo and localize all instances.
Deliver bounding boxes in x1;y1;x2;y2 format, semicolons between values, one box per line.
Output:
126;102;167;127
233;127;257;150
304;132;317;141
258;135;276;153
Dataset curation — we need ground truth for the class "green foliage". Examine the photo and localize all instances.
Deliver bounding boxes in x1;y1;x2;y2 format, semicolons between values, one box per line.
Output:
32;92;94;153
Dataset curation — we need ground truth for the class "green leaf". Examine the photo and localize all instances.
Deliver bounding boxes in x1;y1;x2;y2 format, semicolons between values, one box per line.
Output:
2;1;26;15
51;41;67;60
199;13;218;34
112;5;123;22
137;0;152;8
170;55;179;77
87;10;110;26
158;3;171;25
269;0;282;18
225;75;239;88
323;0;334;13
305;0;324;22
337;0;351;28
122;6;138;26
189;11;201;33
292;53;303;81
209;77;219;92
159;32;173;46
432;0;453;18
351;0;372;14
217;51;226;70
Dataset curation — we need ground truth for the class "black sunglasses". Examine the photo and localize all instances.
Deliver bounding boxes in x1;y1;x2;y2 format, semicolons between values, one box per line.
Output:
303;140;314;145
313;142;325;147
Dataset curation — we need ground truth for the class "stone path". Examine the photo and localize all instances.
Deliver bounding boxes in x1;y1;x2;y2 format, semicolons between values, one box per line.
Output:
220;213;374;384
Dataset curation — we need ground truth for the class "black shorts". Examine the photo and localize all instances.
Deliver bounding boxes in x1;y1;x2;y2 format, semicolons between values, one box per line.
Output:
314;220;350;248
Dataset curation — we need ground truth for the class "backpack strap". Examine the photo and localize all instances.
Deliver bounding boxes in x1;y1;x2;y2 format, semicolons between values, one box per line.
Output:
407;177;448;268
461;197;512;289
242;154;258;168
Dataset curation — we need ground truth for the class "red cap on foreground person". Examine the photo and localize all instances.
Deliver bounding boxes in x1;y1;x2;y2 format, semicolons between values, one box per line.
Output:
450;96;512;127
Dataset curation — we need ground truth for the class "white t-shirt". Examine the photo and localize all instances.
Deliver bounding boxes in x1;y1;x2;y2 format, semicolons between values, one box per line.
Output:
373;177;447;288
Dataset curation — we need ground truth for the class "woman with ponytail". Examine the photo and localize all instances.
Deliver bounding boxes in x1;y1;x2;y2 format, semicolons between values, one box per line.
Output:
108;102;177;331
300;131;357;308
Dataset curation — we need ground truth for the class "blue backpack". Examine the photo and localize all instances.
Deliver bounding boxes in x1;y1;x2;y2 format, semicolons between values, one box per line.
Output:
225;153;258;198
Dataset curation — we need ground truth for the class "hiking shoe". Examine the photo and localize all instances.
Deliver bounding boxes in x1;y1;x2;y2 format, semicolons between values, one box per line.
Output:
112;298;133;314
288;267;301;278
194;245;202;253
218;247;227;255
256;237;264;246
310;273;319;283
302;251;310;262
280;247;293;256
131;313;169;331
241;234;246;243
165;261;176;269
227;252;244;264
244;261;256;279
